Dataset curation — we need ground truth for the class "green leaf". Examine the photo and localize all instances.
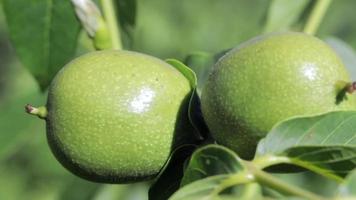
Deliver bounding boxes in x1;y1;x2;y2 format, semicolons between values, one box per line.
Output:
166;59;207;140
2;0;80;90
264;0;310;33
338;170;356;197
181;144;244;186
149;145;196;200
257;111;356;154
170;145;261;200
325;37;356;80
166;59;197;88
170;175;260;200
256;111;356;178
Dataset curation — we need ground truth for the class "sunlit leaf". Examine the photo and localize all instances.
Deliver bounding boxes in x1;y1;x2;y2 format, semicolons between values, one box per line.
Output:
257;111;356;178
181;144;244;186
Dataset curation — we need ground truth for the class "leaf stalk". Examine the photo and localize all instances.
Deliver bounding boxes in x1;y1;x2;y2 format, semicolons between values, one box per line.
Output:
100;0;122;50
303;0;332;35
246;162;327;200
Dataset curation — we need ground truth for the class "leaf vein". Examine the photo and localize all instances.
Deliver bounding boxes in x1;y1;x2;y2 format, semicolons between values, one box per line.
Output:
295;116;330;145
320;114;356;144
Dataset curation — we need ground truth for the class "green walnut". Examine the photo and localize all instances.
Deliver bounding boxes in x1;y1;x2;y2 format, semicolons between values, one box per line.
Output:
201;32;356;159
26;50;195;183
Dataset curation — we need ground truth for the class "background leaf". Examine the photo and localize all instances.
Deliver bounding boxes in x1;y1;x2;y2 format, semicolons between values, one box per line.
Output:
318;0;356;50
263;0;310;33
257;111;356;178
325;37;356;80
2;0;80;90
131;0;269;59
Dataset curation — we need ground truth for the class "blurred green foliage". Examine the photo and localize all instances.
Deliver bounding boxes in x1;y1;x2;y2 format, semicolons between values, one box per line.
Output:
1;0;356;199
130;0;268;59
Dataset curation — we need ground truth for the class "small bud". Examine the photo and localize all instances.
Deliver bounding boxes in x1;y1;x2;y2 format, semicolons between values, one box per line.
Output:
72;0;101;37
72;0;100;37
71;0;112;49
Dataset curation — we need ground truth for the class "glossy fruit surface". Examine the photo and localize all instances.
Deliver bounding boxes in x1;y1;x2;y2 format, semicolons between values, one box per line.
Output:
46;50;193;183
201;32;356;159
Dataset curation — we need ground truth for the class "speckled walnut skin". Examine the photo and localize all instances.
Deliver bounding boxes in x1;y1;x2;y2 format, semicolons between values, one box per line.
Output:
46;50;195;183
201;32;356;159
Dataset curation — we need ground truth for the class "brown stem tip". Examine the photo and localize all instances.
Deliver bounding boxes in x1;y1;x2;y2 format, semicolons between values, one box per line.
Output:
347;82;356;94
25;104;48;119
25;104;34;114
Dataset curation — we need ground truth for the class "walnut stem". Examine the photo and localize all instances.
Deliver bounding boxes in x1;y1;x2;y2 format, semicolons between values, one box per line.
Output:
25;104;48;119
